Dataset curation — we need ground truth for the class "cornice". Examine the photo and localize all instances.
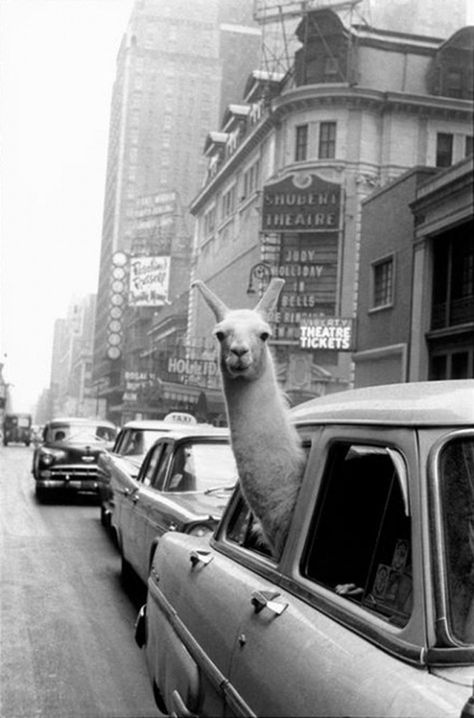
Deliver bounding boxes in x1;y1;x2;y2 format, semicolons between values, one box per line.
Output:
190;84;473;215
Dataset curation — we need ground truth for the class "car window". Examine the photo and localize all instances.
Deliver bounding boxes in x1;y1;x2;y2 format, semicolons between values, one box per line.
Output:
225;428;315;558
301;443;412;627
151;443;174;490
439;435;474;644
141;443;166;487
166;442;237;493
45;423;115;443
227;494;273;557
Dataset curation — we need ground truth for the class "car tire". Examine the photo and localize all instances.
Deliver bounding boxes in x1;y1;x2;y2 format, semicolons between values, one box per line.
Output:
120;554;134;587
100;504;108;528
35;486;47;502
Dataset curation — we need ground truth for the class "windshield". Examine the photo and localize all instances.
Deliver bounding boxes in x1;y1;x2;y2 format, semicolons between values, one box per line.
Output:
440;436;474;644
46;423;116;443
169;442;237;492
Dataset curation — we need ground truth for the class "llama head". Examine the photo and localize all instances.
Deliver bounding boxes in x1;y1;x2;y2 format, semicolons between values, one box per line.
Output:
192;278;285;381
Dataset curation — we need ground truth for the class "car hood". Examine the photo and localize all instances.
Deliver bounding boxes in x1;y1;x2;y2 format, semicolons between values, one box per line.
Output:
430;665;474;688
167;489;232;519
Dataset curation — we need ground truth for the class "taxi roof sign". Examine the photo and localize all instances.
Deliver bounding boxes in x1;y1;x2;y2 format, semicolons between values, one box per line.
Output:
164;412;197;425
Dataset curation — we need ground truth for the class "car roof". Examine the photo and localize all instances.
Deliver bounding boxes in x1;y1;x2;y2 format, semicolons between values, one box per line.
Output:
48;417;116;428
150;426;230;441
118;419;192;431
291;380;474;427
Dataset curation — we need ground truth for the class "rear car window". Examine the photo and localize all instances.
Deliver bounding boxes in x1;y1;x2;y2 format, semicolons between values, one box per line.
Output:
46;423;116;443
302;443;412;627
439;436;474;644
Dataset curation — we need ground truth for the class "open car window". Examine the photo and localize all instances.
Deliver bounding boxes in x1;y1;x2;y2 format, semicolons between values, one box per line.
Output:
302;443;412;628
226;494;273;558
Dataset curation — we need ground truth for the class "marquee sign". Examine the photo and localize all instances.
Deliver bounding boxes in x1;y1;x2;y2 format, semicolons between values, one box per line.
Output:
262;173;341;233
129;256;171;307
299;318;354;351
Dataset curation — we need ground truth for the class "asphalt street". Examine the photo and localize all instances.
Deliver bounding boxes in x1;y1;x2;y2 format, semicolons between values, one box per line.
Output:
0;445;159;718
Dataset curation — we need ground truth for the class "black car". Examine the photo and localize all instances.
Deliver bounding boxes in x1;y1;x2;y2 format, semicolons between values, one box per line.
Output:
32;417;117;501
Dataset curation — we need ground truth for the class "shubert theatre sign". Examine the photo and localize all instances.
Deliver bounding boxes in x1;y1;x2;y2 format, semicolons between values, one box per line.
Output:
262;173;343;343
262;173;340;232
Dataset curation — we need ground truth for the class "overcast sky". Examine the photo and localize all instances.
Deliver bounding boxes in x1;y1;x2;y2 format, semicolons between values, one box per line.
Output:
0;0;473;415
0;0;134;412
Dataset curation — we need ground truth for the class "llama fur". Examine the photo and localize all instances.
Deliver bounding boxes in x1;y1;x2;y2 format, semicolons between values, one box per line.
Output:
192;278;305;557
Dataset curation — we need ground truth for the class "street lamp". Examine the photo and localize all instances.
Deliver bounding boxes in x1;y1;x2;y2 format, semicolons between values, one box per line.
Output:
246;262;273;297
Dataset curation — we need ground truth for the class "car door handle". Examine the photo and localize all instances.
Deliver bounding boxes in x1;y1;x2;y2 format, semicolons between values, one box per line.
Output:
189;550;213;567
251;590;288;616
170;689;196;718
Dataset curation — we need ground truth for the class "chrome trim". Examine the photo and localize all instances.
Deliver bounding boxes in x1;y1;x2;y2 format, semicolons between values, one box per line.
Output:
427;428;474;649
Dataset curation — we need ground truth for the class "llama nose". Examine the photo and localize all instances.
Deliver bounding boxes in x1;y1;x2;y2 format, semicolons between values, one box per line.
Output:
231;344;249;358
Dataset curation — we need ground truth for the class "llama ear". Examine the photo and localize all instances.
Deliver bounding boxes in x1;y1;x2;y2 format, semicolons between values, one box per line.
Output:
192;280;229;321
255;278;285;316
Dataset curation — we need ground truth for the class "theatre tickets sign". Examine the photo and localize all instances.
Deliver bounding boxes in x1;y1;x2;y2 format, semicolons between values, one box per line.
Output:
261;173;341;232
300;317;354;351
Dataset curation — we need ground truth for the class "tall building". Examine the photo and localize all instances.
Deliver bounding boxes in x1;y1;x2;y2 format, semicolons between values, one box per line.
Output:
92;0;260;423
49;295;99;418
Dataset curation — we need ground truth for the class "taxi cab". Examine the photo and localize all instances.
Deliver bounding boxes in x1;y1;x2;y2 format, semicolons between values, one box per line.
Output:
115;425;237;586
136;380;474;717
98;413;197;529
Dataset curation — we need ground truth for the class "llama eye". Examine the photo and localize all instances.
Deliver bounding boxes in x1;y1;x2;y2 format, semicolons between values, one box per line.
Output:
215;331;225;342
260;331;270;342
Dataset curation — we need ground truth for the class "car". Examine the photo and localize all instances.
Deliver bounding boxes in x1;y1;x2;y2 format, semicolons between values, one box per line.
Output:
3;412;32;446
98;413;201;529
135;380;474;718
115;426;237;587
32;417;117;501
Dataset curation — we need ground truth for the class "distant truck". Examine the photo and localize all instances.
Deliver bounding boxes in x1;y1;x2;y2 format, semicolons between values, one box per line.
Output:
3;413;32;446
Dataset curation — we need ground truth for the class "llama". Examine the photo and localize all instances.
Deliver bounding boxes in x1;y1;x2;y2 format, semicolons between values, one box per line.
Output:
192;278;306;557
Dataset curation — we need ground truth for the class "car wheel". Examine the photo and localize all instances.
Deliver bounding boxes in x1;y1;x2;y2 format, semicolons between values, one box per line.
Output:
100;504;108;527
120;554;134;586
35;486;47;502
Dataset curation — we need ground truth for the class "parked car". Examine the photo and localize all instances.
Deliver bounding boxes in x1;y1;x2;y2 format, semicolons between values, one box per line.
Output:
115;426;237;586
32;417;117;501
3;412;32;446
98;414;201;529
136;380;474;718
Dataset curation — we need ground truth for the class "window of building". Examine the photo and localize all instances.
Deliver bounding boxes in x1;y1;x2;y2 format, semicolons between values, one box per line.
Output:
319;122;336;159
436;133;453;167
295;124;308;161
446;69;463;98
323;56;340;81
466;136;473;157
372;256;394;309
203;206;216;236
431;225;474;330
242;159;261;201
221;185;236;221
302;443;412;627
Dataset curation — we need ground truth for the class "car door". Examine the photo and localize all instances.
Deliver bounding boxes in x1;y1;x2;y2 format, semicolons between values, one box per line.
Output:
226;428;428;718
129;441;174;582
148;523;259;718
123;441;166;576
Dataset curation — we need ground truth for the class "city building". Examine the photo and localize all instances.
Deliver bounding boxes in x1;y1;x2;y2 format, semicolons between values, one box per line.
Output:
354;155;473;384
49;295;100;418
187;8;473;403
92;0;261;423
